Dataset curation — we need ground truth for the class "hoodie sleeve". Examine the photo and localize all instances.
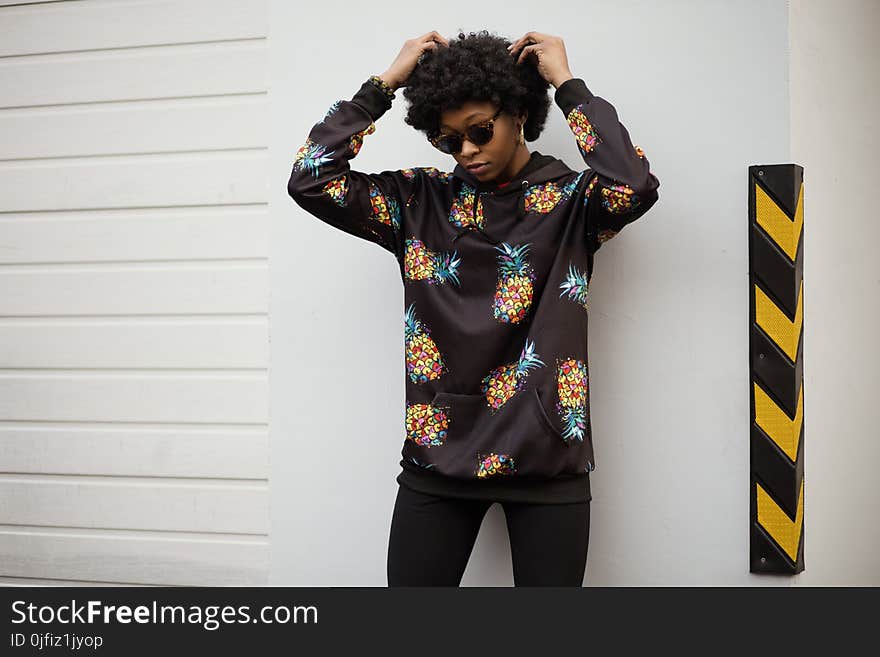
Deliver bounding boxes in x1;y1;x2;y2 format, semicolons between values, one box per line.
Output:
287;77;416;261
554;77;660;253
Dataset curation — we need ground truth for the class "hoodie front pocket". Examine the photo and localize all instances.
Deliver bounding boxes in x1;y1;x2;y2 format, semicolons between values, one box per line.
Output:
427;391;501;479
531;387;566;442
426;387;579;480
493;387;586;478
522;386;595;476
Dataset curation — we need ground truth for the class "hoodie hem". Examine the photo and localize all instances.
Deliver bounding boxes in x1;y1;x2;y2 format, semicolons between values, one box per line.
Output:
396;459;591;504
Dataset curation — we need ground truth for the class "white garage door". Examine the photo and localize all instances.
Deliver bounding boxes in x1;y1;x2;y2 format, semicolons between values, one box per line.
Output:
0;0;270;586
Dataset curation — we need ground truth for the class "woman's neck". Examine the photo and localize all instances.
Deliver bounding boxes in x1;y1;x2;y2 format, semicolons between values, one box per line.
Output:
491;146;532;185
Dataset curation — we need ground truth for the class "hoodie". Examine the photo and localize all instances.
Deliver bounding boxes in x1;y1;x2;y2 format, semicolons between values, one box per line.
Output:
288;75;660;504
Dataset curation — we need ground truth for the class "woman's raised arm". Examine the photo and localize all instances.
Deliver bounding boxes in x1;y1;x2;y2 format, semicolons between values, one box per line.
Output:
287;33;449;261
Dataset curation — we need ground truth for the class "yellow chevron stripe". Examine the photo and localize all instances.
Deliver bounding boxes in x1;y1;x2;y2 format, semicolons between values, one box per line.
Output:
756;478;804;562
755;279;803;361
753;381;803;462
755;180;804;261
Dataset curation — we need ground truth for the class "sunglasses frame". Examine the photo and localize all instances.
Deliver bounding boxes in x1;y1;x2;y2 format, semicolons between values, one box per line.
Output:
429;108;504;154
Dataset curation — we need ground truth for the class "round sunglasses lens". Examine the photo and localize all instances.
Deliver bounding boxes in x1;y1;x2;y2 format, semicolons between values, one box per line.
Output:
439;137;462;154
468;125;494;146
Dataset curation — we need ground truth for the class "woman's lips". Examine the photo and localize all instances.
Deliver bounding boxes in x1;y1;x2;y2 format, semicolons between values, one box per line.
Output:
467;163;489;174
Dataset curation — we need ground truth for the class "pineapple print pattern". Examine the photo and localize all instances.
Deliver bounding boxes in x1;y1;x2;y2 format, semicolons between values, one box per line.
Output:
402;166;453;183
566;104;601;158
404;303;445;383
368;182;400;231
321;100;342;122
405;402;450;447
600;183;641;214
493;243;535;323
404;238;461;286
292;137;334;178
523;172;582;214
322;175;348;206
558;262;590;312
555;358;588;443
583;173;599;206
448;184;485;230
582;171;641;215
476;452;516;478
480;338;545;411
349;122;375;157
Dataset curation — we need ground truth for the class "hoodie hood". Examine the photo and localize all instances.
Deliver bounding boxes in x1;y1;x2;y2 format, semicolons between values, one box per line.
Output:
451;150;575;195
449;150;577;243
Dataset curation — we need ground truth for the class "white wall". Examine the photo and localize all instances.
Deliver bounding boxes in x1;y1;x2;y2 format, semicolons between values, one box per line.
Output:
789;0;880;584
0;0;270;586
268;0;877;586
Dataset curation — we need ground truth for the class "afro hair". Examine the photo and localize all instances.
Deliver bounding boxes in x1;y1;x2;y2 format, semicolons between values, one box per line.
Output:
401;29;552;143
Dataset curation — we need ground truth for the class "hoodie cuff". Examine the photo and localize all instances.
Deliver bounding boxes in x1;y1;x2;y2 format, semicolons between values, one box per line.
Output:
350;78;395;122
554;77;595;117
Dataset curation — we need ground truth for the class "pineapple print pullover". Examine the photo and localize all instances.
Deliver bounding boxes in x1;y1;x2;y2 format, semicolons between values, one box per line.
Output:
288;76;660;504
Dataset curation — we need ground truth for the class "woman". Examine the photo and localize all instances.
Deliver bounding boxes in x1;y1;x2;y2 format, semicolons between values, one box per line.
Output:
288;29;660;586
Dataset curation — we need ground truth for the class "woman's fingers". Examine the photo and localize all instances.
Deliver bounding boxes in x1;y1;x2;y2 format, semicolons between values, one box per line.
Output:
431;31;449;46
508;31;551;56
517;44;541;65
420;30;449;47
507;32;534;54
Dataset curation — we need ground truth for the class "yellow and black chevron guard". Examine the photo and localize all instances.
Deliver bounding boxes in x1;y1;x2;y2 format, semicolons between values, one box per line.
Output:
749;164;805;574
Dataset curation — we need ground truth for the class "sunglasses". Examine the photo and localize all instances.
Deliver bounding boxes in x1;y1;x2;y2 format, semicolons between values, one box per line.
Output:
429;108;504;155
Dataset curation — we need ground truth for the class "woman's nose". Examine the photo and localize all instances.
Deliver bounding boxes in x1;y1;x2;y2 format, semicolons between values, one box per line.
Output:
459;139;480;158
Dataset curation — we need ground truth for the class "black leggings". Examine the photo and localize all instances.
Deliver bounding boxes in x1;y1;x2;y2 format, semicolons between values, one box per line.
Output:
387;483;590;586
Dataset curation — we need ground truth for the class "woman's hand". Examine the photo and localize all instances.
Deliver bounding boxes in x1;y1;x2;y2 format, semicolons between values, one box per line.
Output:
380;31;449;89
507;32;574;88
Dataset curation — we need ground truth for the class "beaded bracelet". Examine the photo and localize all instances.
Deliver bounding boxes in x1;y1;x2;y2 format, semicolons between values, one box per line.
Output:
368;74;396;100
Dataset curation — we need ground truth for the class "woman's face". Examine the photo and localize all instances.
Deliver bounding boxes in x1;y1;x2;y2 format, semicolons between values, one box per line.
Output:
437;101;526;182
